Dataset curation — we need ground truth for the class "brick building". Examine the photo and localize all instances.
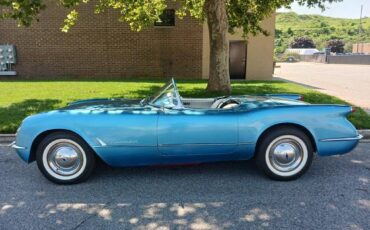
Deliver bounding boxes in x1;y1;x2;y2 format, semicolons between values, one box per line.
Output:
353;43;370;54
0;2;275;80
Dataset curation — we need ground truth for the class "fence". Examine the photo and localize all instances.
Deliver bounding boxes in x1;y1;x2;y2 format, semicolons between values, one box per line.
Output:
299;54;370;65
327;55;370;65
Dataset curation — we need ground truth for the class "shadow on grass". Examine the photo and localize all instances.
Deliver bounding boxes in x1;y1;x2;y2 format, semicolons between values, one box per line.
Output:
110;82;289;99
273;77;323;90
1;81;369;133
110;81;370;129
111;85;163;98
0;99;61;133
180;81;288;98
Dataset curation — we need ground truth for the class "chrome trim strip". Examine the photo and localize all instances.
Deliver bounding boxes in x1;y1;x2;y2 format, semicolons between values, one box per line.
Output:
159;142;253;147
320;135;363;142
92;144;156;148
11;142;27;149
92;142;253;148
96;138;107;147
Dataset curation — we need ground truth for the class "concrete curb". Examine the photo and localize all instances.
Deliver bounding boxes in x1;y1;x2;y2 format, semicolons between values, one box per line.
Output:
359;130;370;140
0;134;15;144
1;130;370;145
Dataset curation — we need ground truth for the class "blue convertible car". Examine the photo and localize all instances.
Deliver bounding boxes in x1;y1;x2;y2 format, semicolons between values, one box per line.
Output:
13;79;362;184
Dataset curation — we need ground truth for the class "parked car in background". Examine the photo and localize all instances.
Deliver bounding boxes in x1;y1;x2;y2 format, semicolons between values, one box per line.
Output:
285;56;299;62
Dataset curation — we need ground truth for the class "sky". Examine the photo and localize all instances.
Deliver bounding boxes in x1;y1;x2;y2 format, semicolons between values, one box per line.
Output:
278;0;369;19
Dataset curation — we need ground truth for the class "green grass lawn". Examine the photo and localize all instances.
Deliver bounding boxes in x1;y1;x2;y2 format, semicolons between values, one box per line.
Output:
0;79;369;133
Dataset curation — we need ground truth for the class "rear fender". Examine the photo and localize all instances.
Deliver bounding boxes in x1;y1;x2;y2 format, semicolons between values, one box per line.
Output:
238;105;357;157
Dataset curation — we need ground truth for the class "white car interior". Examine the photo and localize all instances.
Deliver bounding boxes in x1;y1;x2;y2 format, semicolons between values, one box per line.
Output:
182;98;240;109
148;79;240;110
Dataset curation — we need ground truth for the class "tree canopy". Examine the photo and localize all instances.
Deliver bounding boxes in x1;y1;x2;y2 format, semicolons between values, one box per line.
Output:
327;39;345;53
0;0;342;93
1;0;342;36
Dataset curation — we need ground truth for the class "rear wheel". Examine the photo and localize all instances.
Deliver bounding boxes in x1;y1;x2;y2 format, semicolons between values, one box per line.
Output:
256;127;313;181
36;132;95;184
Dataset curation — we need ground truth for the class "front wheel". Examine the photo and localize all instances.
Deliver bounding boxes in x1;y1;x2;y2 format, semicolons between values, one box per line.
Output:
36;132;95;184
256;127;314;181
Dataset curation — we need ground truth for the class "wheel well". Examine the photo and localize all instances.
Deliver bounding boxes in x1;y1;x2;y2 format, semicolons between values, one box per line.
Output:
256;123;317;153
29;129;92;162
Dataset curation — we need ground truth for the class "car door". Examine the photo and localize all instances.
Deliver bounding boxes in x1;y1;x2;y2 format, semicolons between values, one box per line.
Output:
81;106;160;166
157;108;239;156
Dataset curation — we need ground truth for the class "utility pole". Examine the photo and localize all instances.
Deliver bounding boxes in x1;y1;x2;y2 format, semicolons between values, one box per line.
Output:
357;5;363;53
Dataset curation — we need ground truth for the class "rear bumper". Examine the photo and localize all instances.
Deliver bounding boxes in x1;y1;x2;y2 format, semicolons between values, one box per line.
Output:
317;135;363;156
320;134;363;142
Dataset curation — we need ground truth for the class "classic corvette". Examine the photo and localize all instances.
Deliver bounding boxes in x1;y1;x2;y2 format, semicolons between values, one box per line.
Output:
13;79;362;184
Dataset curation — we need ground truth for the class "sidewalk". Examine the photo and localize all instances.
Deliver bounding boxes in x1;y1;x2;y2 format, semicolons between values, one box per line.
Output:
275;62;370;114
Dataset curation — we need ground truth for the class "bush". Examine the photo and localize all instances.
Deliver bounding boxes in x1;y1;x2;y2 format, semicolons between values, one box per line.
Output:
327;39;345;53
291;37;316;48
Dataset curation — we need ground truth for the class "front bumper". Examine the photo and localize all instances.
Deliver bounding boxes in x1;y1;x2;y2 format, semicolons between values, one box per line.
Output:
11;141;30;162
11;141;27;149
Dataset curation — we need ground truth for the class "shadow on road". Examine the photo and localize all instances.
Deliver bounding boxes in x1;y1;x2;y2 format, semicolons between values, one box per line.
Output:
0;144;369;229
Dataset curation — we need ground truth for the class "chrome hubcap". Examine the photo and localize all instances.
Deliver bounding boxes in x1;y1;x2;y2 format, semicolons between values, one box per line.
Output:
269;139;303;173
47;143;82;176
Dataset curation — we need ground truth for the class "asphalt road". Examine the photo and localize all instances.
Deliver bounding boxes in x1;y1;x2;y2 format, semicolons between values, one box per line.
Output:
275;62;370;114
0;144;369;230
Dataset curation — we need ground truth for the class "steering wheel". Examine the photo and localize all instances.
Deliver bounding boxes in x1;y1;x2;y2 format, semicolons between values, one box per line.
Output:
219;99;239;109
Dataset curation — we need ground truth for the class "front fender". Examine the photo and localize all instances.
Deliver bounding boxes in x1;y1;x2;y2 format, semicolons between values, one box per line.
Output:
14;111;102;163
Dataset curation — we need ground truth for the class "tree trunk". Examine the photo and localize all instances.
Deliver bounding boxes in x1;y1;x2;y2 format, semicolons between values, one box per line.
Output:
204;0;231;94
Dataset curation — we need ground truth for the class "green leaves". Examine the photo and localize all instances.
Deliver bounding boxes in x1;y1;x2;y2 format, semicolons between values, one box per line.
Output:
276;12;370;53
0;0;343;34
227;0;342;38
177;0;205;20
95;0;167;31
61;9;78;32
0;0;46;26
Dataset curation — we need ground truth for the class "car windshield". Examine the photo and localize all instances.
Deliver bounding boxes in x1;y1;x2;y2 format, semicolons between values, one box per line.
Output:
141;79;183;109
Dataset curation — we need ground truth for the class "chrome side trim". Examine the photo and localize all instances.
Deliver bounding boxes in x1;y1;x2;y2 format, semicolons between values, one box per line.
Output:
92;144;156;148
96;138;107;147
320;135;363;142
11;142;27;149
158;142;253;147
92;142;253;148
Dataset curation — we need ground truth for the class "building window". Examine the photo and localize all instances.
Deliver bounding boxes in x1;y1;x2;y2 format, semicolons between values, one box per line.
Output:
155;9;175;27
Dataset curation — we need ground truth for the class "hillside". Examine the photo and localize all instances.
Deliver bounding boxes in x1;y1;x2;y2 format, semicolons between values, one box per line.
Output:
275;12;370;53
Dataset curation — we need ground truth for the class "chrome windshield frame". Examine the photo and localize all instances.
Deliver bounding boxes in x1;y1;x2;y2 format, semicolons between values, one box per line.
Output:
148;78;184;109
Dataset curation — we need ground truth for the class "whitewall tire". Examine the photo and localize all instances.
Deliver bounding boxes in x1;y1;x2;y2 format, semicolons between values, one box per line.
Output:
36;132;95;184
257;127;314;181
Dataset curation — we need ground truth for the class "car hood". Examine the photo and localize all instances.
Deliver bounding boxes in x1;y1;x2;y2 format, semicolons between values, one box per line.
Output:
62;98;143;110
